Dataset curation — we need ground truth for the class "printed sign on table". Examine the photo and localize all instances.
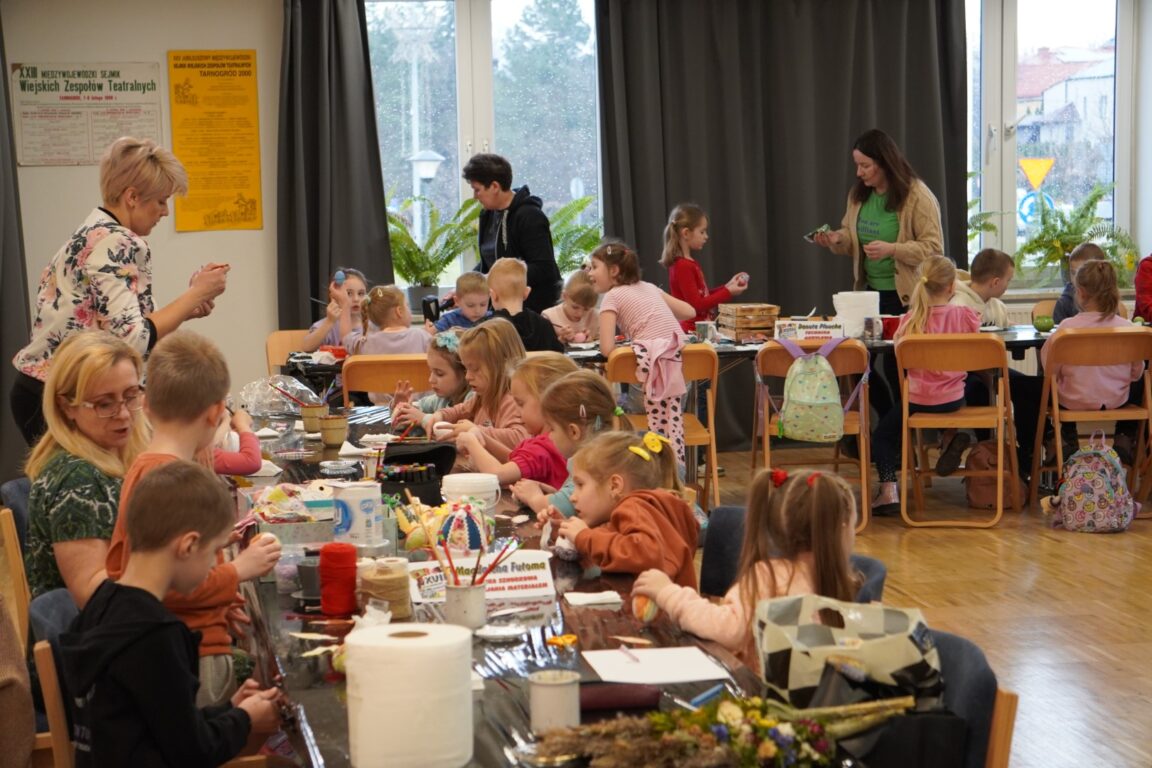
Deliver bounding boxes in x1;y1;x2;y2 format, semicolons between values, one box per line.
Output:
408;549;556;603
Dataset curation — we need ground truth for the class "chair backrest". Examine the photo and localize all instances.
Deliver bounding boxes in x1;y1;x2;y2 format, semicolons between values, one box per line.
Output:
1030;298;1056;321
755;338;870;379
930;630;1016;768
33;639;74;768
341;354;431;407
604;346;642;385
605;343;718;388
265;330;310;375
0;477;32;554
0;508;30;656
895;334;1009;378
1042;325;1152;368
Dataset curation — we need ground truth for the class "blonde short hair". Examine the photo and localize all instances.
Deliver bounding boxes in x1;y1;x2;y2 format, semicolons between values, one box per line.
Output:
456;272;488;297
146;330;230;423
361;285;407;334
100;137;188;206
563;271;597;308
488;258;527;300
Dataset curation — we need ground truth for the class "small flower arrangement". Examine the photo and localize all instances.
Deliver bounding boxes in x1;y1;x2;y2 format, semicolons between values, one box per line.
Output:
535;695;912;768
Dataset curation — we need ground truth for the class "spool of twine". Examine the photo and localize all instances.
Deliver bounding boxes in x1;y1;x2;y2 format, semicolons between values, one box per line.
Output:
319;542;358;615
359;557;413;620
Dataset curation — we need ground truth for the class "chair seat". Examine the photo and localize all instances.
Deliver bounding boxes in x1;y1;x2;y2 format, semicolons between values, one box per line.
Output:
1059;404;1150;422
908;405;1004;429
683;414;711;446
766;410;862;437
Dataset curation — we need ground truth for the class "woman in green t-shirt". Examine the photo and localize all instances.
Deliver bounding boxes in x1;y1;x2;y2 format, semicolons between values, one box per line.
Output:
24;331;149;606
814;129;944;315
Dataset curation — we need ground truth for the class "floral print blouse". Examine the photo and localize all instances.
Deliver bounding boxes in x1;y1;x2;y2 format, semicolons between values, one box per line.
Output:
13;208;153;382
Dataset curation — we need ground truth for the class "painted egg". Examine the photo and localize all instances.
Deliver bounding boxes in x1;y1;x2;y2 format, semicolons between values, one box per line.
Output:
632;594;659;624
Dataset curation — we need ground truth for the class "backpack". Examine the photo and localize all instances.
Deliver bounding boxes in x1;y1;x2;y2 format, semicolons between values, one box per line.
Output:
767;337;866;443
963;440;1026;509
1045;431;1134;533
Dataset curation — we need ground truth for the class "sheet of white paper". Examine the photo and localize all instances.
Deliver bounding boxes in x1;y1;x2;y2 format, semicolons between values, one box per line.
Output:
338;441;373;456
582;647;728;685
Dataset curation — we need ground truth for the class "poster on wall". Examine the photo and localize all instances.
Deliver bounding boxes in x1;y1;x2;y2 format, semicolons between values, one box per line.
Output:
167;50;262;232
9;62;162;166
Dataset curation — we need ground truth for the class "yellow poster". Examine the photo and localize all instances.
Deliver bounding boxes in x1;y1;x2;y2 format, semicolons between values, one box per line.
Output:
167;50;261;231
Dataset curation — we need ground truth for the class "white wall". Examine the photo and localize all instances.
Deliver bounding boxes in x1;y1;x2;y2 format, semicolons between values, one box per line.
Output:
3;0;283;396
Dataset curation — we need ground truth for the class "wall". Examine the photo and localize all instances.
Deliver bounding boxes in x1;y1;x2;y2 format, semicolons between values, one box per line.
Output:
3;0;283;397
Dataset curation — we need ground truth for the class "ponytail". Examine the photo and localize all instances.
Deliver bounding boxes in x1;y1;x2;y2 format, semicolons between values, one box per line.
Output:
660;203;707;268
897;255;956;338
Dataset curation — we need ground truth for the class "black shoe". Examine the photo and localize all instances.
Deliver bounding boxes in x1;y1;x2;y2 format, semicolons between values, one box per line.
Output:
838;435;860;460
936;432;972;477
871;502;901;517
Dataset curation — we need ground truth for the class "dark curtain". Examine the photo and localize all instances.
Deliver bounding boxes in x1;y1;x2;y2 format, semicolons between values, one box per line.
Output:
597;0;966;449
278;0;390;330
0;13;30;482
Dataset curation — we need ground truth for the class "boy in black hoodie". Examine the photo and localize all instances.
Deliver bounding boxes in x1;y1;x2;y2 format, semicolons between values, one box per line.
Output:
485;257;565;353
59;461;281;767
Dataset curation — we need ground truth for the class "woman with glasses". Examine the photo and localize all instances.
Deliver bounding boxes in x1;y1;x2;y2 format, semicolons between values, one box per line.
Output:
24;332;149;608
9;136;229;445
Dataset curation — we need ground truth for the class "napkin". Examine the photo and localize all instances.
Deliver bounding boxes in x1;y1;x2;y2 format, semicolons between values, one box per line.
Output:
254;427;280;438
338;441;374;457
249;460;283;477
565;591;624;607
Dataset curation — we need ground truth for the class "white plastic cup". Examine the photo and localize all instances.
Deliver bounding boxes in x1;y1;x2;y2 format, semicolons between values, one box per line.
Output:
442;584;487;630
529;669;581;733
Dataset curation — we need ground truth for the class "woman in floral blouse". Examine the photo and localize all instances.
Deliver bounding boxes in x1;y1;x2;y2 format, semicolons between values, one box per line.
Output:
24;331;148;606
9;136;229;444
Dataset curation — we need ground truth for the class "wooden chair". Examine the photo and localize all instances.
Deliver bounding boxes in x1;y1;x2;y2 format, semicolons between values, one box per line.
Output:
986;688;1019;768
0;508;30;657
895;334;1020;527
1028;326;1152;507
1031;298;1056;321
265;329;310;375
341;353;431;407
604;344;721;508
753;339;871;532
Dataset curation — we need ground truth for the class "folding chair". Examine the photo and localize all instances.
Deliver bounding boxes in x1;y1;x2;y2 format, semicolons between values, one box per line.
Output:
896;334;1020;527
265;329;310;375
0;508;30;657
1030;298;1056;321
1028;326;1152;508
341;354;431;407
754;338;871;531
604;344;720;508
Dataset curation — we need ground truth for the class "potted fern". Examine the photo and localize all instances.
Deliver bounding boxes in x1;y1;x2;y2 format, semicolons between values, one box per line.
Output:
549;196;603;274
388;197;481;306
1014;183;1138;285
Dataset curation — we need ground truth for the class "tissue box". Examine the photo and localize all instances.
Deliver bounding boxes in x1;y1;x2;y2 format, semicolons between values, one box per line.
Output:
773;319;845;340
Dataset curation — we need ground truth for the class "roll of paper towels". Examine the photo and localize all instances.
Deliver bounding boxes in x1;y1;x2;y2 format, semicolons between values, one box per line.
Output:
346;623;473;767
833;291;880;338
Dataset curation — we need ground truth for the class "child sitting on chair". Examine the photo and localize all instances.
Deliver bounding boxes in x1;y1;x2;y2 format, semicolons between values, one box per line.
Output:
542;270;600;343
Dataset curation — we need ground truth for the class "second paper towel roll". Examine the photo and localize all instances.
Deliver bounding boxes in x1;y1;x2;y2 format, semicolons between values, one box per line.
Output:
345;623;473;767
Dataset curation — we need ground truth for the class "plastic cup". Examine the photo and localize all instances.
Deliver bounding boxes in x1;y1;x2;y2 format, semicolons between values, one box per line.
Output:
529;669;581;733
442;583;486;629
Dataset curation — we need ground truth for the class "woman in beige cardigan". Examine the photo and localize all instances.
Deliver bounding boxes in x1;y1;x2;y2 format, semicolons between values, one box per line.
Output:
814;129;943;315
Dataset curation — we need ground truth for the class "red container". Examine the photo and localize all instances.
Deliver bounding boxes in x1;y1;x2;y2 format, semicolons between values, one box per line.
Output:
881;316;902;340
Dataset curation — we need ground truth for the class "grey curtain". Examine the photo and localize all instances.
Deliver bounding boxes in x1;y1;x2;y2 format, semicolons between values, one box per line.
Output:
597;0;966;449
0;13;30;482
278;0;390;329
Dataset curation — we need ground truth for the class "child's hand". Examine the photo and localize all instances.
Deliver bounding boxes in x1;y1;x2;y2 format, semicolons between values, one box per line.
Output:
513;479;546;511
325;299;342;323
632;569;673;599
556;325;575;343
233;533;282;581
451;420;476;436
393;379;413;406
390;402;420;428
230;408;253;434
424;319;437;335
329;281;350;308
557;516;588;541
231;678;264;706
726;274;749;295
535;502;563;528
456;431;482;455
225;600;251;640
238;687;283;733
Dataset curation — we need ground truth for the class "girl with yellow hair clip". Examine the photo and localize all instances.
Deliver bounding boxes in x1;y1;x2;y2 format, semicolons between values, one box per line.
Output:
544;430;700;588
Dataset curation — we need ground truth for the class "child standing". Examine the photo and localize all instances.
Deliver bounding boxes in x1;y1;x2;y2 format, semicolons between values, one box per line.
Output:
302;267;369;351
541;430;699;588
633;468;860;671
347;285;431;354
870;256;981;514
1053;243;1107;323
62;461;282;766
391;332;471;433
512;369;619;518
457;353;578;487
589;241;695;463
426;318;530;459
105;331;282;707
661;203;749;333
432;272;491;332
486;257;564;352
543;270;600;342
1041;260;1145;463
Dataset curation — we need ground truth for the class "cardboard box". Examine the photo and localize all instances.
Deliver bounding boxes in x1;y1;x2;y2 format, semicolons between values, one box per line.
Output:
772;319;845;340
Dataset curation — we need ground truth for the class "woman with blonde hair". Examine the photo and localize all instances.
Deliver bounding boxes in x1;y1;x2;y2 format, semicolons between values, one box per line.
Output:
25;331;150;607
11;136;229;444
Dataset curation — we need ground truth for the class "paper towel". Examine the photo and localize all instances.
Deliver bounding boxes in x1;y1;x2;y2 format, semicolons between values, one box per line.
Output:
832;291;880;338
345;623;473;767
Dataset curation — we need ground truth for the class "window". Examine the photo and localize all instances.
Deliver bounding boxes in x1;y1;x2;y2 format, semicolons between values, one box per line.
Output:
366;0;601;287
967;0;1131;288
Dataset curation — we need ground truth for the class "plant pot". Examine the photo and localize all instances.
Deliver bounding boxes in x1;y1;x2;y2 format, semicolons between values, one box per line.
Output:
406;285;441;313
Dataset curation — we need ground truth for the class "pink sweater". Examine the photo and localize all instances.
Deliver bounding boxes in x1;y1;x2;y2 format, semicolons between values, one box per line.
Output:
439;392;529;455
212;431;262;476
656;559;815;672
1040;311;1144;409
896;304;981;405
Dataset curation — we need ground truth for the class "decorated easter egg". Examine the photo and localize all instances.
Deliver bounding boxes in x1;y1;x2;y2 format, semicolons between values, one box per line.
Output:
252;532;279;546
439;506;486;550
334;269;346;286
632;594;659;624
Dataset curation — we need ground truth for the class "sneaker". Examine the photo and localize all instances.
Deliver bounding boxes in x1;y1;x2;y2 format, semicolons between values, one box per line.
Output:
935;432;972;477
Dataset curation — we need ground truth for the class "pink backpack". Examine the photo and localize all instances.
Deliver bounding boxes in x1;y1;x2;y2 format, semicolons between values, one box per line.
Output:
1044;431;1134;533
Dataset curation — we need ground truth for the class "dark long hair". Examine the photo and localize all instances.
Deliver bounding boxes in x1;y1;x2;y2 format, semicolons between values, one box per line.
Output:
850;129;919;212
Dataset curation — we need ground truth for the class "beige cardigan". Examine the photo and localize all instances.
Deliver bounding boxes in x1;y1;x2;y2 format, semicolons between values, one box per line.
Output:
830;178;943;306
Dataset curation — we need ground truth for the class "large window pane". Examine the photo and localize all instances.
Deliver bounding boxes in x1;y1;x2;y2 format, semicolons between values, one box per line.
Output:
965;0;983;260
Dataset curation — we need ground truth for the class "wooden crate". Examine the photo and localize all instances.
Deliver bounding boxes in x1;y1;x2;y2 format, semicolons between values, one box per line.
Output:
718;303;780;319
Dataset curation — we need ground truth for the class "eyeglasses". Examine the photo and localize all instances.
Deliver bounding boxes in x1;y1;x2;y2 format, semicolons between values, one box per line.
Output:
80;388;145;418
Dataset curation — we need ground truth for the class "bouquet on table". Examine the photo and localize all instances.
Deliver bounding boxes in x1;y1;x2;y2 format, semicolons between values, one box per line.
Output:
534;694;912;768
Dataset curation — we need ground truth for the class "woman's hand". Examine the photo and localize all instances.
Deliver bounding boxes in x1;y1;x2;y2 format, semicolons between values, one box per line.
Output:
189;263;230;302
632;569;673;599
863;240;895;260
813;231;843;249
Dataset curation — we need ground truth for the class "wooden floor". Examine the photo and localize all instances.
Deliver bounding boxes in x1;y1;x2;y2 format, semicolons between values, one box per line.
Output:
711;447;1152;768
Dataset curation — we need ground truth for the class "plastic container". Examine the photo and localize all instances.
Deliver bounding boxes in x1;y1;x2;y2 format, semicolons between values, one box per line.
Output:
441;473;500;513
